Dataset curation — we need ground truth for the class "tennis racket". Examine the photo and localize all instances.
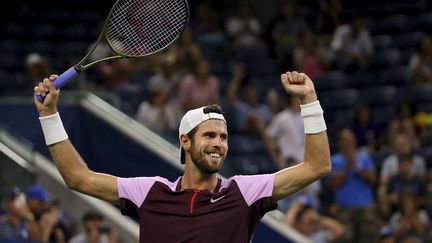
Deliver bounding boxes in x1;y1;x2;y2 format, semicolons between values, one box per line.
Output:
37;0;189;101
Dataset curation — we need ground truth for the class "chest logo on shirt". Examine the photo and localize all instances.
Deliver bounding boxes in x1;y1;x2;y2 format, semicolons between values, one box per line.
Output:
210;195;226;204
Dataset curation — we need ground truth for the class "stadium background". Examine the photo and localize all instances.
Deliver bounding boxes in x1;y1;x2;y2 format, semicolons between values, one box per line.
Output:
1;0;432;242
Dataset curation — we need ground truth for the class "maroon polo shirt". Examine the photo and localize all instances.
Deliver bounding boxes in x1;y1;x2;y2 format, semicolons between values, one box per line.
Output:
117;174;277;243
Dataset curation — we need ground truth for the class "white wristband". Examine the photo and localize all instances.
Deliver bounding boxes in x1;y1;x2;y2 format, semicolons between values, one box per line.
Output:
39;112;69;146
300;101;327;134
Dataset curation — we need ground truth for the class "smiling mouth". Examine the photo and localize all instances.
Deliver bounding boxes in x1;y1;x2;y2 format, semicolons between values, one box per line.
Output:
209;153;221;158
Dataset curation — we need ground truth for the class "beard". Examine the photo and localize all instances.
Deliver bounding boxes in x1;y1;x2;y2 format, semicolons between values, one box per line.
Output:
189;141;225;174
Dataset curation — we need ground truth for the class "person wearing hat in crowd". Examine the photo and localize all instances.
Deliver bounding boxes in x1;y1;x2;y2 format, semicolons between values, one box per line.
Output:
33;71;330;242
0;187;29;240
26;185;69;243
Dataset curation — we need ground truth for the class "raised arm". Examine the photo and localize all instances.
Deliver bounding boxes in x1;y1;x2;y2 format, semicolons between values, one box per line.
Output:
273;71;331;200
34;75;119;204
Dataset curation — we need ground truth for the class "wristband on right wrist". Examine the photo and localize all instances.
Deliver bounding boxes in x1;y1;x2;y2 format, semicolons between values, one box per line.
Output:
300;101;327;134
39;112;69;146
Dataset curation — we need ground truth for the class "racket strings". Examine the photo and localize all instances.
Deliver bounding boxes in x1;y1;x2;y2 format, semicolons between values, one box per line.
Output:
109;0;185;55
107;0;188;57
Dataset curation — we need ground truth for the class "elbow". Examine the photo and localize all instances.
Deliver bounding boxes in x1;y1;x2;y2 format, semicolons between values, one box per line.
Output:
317;158;332;178
64;173;88;192
64;178;82;191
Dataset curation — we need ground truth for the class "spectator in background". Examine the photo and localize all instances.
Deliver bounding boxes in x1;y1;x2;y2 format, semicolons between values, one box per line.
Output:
16;53;52;91
177;57;220;113
147;53;182;97
330;16;374;72
70;211;117;243
379;133;426;187
100;59;135;91
268;3;306;64
0;187;28;240
26;185;68;243
225;3;264;48
267;92;304;166
191;3;225;46
328;129;378;243
315;0;343;37
387;102;418;149
378;133;426;217
380;154;427;218
351;105;382;153
408;34;432;84
135;80;181;142
284;197;345;243
169;27;203;74
293;27;329;79
226;64;283;169
388;193;429;242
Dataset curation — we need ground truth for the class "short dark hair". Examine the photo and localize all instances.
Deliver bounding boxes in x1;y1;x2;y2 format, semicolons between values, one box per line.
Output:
186;104;224;140
82;211;103;222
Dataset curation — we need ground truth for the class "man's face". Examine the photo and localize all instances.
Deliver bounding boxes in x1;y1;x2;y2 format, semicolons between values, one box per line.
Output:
84;219;102;233
26;198;45;214
188;120;228;174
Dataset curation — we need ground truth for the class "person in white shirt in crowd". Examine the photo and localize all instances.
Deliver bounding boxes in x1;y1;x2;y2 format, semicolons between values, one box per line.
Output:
330;16;374;71
69;211;117;243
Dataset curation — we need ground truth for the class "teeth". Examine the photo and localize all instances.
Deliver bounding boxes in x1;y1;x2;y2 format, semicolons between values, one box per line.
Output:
209;153;220;158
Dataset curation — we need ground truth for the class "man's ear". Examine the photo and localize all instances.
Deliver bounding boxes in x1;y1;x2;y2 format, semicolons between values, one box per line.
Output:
180;134;191;151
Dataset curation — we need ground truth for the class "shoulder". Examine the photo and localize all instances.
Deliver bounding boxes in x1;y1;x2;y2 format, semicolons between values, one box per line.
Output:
221;174;275;206
222;174;275;187
117;176;178;207
118;176;173;188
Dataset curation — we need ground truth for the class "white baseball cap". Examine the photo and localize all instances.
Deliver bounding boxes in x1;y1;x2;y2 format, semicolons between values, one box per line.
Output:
179;106;226;164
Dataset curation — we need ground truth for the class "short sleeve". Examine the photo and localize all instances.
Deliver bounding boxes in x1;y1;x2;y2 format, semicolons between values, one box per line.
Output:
233;174;275;206
117;176;160;216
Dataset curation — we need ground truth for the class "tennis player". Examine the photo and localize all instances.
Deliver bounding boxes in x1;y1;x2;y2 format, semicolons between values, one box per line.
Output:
33;71;330;243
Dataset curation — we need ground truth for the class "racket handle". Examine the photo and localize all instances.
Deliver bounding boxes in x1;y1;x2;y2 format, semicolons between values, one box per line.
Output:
36;67;79;101
54;67;79;89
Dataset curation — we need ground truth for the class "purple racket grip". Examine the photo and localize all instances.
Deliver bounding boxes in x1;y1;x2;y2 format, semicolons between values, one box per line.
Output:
36;67;79;101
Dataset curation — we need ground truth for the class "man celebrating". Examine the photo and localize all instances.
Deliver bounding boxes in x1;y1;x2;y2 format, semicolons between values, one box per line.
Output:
33;71;330;242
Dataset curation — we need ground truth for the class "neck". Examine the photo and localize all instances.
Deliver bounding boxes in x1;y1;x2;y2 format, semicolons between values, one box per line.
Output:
182;166;218;192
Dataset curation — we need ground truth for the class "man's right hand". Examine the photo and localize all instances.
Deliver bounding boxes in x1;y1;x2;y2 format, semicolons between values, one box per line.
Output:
34;75;59;117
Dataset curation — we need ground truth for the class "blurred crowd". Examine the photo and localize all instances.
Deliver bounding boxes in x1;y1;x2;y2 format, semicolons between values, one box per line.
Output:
1;0;432;242
0;185;118;243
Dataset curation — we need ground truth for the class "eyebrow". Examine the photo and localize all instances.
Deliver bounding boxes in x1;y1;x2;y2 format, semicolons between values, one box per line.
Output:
202;131;229;138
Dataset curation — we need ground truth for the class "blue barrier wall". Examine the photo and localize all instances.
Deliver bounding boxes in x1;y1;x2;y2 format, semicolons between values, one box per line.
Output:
0;102;292;243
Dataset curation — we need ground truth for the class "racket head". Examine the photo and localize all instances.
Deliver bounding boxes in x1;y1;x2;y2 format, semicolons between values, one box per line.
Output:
104;0;190;58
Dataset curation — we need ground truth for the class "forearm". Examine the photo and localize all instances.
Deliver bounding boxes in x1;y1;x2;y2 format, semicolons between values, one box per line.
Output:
41;225;55;243
49;140;91;190
303;132;331;177
27;220;43;241
49;136;119;203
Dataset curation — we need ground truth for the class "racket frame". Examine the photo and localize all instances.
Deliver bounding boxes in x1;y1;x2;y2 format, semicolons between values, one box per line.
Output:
75;0;190;72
